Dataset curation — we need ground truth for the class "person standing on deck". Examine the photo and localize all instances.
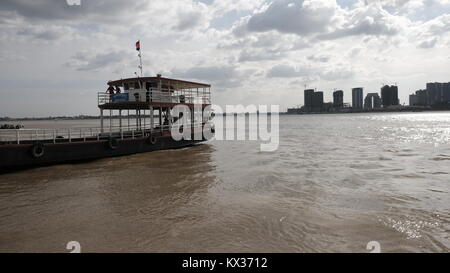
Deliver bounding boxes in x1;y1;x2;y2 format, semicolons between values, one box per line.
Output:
106;85;115;94
106;85;115;102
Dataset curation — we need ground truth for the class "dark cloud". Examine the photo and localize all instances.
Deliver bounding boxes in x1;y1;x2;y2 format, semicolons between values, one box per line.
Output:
0;0;74;21
0;0;145;23
243;1;402;41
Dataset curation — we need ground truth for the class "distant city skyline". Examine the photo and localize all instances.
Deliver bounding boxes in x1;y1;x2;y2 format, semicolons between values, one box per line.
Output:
294;80;450;113
300;85;398;110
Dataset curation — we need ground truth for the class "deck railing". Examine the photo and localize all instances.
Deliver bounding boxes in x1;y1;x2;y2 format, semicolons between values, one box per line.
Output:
0;123;207;144
98;88;211;106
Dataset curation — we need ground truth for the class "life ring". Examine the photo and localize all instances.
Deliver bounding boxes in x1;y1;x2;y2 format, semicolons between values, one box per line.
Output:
107;137;119;150
31;142;45;158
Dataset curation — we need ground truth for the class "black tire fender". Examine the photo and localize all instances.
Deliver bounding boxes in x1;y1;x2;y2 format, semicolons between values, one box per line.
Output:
147;135;157;145
30;142;45;158
107;137;119;150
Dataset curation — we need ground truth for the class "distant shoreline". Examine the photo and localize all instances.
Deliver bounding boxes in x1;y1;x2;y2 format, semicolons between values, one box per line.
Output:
2;107;450;121
0;116;101;122
283;106;450;115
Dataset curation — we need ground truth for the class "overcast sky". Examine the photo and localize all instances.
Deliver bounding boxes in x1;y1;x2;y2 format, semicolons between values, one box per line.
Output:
1;0;450;117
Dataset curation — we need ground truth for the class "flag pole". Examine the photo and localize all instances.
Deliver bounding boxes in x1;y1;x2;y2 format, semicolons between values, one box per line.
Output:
137;40;143;77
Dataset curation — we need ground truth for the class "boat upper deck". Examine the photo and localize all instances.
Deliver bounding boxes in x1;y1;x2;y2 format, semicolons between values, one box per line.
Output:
99;75;211;110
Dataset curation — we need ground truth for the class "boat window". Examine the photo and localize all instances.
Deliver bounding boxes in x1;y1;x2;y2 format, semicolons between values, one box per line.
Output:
126;82;139;90
124;83;129;90
146;82;158;91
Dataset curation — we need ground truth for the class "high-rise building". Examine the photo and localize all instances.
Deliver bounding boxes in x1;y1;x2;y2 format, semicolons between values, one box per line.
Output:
313;91;324;110
381;85;399;107
426;82;443;105
304;89;315;110
415;89;428;106
409;89;427;106
304;89;324;112
364;93;382;109
409;94;419;106
352;88;363;109
443;82;450;104
333;90;344;108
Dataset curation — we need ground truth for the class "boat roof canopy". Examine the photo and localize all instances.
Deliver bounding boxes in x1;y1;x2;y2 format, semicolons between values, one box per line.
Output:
108;76;211;89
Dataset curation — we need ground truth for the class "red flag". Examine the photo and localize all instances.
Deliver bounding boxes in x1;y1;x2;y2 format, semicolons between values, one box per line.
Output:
136;41;140;51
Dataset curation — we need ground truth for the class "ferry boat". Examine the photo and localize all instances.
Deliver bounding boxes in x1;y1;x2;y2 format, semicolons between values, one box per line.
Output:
0;74;213;169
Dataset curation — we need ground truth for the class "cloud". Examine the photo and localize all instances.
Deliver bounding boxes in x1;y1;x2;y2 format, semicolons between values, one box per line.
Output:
267;62;355;82
307;54;331;63
171;65;246;88
173;65;235;81
251;33;280;48
173;10;203;31
65;51;129;72
426;13;450;35
410;13;450;48
0;51;27;62
346;47;363;57
0;0;145;23
267;64;314;78
238;0;407;42
246;0;339;35
16;25;69;40
378;0;450;21
318;3;404;40
320;65;355;81
238;49;285;62
418;37;438;48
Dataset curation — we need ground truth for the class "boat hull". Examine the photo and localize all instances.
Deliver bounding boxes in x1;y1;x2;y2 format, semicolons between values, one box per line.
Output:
0;135;205;170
